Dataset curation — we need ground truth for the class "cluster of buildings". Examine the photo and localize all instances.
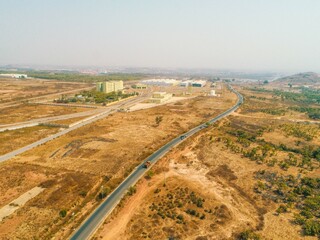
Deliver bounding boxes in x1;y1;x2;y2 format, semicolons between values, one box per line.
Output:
179;80;207;87
141;79;181;86
96;81;123;93
140;78;207;88
0;73;28;79
149;92;172;103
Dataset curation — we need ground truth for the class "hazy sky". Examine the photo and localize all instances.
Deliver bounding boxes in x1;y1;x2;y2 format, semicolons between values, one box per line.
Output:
0;0;319;72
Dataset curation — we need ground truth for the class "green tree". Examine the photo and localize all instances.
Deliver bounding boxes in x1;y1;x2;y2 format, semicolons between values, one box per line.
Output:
59;209;67;218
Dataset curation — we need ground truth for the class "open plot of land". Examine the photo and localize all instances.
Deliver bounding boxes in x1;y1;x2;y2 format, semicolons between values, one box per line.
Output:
0;78;93;104
95;86;319;240
49;115;91;126
0;125;61;155
238;87;320;122
0;85;237;239
0;163;99;240
129;96;194;111
0;104;92;125
0;186;44;222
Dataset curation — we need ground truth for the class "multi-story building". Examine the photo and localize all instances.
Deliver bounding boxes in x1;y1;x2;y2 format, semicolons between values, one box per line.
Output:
96;82;104;92
96;81;124;93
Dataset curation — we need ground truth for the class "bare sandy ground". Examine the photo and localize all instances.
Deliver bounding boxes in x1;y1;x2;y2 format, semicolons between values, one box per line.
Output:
0;186;44;222
129;96;193;111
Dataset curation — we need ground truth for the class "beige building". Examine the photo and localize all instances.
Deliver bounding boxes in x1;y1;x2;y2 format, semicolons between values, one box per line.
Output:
96;81;124;93
149;92;172;103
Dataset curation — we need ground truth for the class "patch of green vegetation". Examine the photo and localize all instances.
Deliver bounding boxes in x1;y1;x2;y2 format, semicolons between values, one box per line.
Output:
148;187;210;224
248;95;267;101
280;123;319;141
127;186;137;196
218;124;319;170
97;186;110;200
246;87;272;93
247;87;320;105
24;71;146;82
289;106;320;120
260;108;286;116
255;171;320;237
55;90;137;104
237;230;261;240
273;88;320;105
59;209;67;218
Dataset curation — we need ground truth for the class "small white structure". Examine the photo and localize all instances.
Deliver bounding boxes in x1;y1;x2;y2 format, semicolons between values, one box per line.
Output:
210;90;217;96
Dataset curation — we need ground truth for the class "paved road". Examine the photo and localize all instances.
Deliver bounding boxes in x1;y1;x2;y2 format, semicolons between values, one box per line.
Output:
69;84;243;240
0;95;149;163
0;108;105;132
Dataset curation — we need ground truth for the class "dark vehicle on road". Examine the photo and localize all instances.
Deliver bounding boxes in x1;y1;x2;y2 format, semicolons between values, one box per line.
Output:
180;135;186;140
144;161;151;168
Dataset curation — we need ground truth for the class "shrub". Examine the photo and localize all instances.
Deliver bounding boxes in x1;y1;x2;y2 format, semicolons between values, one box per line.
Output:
177;214;184;221
127;186;136;196
59;209;67;218
238;230;261;240
276;204;288;214
303;220;320;236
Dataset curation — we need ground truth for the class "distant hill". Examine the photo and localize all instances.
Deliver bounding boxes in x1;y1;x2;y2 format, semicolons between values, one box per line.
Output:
273;72;320;85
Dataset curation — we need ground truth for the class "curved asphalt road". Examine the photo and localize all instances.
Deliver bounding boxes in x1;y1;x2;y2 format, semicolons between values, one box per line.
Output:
69;84;243;240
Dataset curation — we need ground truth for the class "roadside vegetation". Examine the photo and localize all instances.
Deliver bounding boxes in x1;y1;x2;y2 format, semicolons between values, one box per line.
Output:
215;87;320;237
288;106;320;120
54;90;137;105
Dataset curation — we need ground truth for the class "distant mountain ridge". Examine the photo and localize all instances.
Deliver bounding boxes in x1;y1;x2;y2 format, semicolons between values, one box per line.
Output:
274;72;320;84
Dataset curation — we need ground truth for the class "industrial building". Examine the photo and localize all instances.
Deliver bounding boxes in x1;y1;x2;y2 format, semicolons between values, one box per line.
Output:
142;79;181;86
0;74;28;79
132;83;147;89
149;91;172;103
180;80;207;87
96;81;123;93
179;80;192;87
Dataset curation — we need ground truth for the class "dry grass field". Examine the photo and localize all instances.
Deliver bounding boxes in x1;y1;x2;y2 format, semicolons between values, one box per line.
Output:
0;126;61;155
95;86;319;240
0;78;93;104
0;104;91;125
0;84;236;239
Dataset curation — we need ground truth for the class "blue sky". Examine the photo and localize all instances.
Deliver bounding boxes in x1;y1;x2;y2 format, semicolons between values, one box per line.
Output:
0;0;319;72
